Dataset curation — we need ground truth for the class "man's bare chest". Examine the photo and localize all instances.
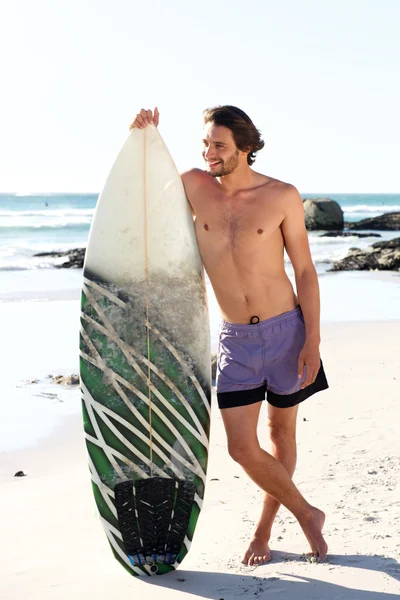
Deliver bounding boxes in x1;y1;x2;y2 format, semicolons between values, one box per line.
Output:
193;194;284;243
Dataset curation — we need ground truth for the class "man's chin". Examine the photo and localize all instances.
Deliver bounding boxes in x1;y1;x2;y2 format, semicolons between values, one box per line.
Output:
207;167;224;178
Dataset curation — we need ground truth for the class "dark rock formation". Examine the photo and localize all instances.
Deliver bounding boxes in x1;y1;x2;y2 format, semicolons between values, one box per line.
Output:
346;212;400;231
319;232;381;239
303;198;344;231
33;248;85;268
329;237;400;271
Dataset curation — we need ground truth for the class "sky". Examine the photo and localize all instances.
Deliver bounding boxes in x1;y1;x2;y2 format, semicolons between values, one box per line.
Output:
0;0;399;193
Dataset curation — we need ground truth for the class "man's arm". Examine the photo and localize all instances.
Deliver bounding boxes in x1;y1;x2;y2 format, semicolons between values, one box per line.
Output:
281;184;321;388
180;168;206;218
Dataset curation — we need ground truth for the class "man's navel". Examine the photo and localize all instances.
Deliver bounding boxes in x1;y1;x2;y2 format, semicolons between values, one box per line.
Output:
204;224;209;231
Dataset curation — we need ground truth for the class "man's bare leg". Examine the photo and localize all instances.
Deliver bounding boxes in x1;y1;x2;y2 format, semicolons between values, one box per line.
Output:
242;404;299;565
221;402;327;565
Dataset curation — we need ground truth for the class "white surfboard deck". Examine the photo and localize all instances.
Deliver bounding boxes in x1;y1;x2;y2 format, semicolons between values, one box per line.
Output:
84;125;210;383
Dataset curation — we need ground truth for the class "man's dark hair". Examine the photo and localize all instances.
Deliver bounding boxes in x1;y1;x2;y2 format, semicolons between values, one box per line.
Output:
203;105;265;166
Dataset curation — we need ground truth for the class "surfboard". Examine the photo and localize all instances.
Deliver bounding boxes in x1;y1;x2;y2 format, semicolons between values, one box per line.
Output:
79;125;211;577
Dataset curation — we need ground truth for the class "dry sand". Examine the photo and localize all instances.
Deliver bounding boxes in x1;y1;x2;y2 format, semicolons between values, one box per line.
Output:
1;320;399;599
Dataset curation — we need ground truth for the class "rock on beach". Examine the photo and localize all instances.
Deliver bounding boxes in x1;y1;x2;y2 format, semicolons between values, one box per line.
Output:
303;198;344;231
318;232;381;239
329;237;400;271
346;212;400;231
34;248;85;268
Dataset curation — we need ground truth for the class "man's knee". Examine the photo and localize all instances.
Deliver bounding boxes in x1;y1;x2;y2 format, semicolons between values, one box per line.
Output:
268;419;296;446
228;441;260;465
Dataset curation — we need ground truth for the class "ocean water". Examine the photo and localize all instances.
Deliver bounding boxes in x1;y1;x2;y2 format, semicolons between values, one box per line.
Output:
0;193;93;271
1;192;400;274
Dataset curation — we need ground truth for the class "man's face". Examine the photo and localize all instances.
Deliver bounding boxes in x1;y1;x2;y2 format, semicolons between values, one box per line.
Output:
202;123;242;177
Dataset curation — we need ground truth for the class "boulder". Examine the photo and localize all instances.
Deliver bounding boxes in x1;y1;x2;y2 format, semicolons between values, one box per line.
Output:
303;198;344;231
346;212;400;231
329;237;400;271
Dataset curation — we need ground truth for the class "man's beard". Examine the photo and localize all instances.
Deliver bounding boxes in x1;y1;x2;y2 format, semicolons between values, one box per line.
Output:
207;150;240;177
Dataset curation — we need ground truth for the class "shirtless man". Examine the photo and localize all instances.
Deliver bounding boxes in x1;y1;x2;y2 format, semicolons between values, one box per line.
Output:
130;105;329;565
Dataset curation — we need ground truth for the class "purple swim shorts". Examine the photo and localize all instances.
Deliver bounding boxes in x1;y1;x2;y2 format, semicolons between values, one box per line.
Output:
216;306;328;409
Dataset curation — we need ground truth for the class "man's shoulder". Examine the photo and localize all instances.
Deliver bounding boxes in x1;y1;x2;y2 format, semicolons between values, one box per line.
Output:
180;168;212;198
180;168;208;185
257;174;301;201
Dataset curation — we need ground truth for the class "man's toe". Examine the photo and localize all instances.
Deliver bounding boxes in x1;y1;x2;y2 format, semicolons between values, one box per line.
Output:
241;551;251;566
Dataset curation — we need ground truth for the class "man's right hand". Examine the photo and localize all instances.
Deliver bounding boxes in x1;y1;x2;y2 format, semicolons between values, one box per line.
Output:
129;107;159;130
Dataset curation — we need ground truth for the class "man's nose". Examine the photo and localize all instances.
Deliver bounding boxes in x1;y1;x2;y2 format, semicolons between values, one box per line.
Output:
205;146;215;158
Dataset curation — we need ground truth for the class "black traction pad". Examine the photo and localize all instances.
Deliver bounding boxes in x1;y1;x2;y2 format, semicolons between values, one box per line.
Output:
114;477;195;562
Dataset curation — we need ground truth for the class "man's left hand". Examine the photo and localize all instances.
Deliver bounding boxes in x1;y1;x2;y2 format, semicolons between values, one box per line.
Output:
298;341;320;390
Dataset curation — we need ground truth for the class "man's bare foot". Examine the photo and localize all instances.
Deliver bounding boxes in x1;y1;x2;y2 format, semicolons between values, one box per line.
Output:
299;506;328;560
241;536;272;566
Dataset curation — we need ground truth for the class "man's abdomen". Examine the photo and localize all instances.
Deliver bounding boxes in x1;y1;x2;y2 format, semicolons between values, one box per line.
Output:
209;269;298;324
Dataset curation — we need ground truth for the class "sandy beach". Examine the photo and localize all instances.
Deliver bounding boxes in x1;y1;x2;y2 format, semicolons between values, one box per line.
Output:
1;318;399;599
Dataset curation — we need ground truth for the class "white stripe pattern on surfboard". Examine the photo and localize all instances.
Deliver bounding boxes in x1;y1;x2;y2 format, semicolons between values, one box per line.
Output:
84;395;167;479
82;279;209;443
84;276;210;415
80;295;207;476
81;308;207;447
83;382;187;480
80;330;206;481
